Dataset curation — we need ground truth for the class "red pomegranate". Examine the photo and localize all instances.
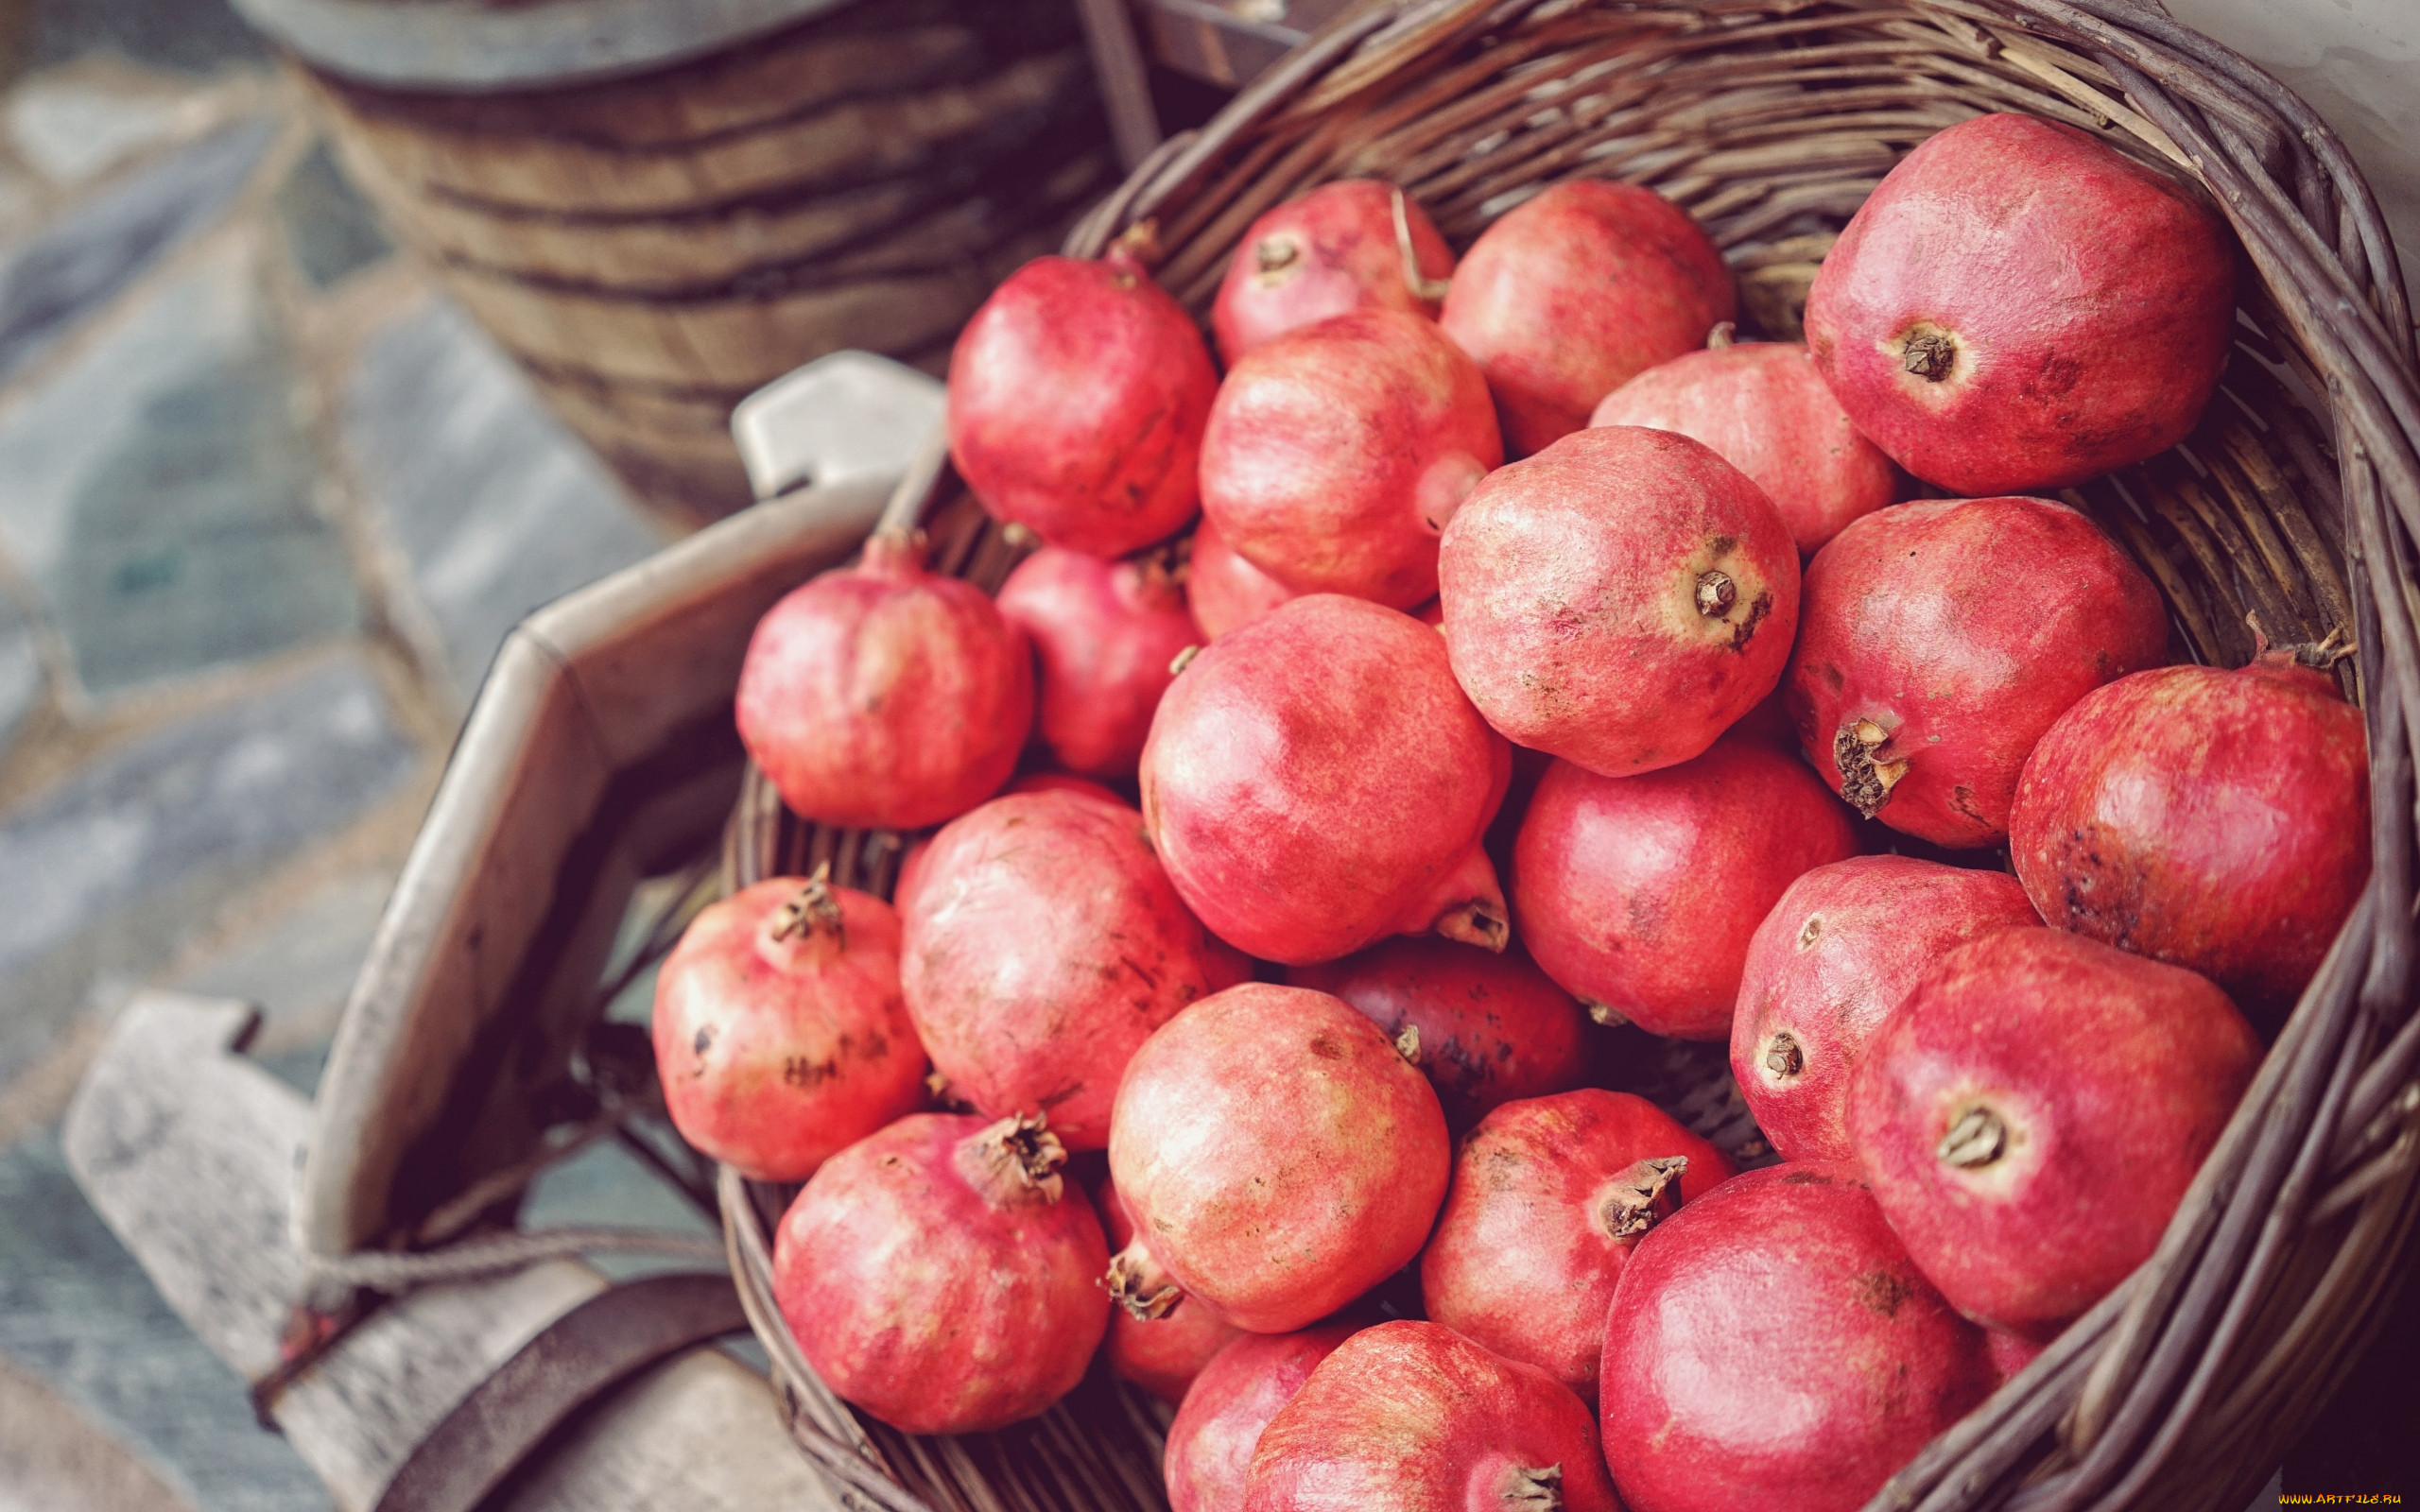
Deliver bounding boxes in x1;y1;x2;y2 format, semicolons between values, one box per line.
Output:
1245;1320;1623;1512
1212;179;1455;364
996;544;1199;781
1166;1323;1361;1512
1848;928;2259;1335
736;534;1031;831
900;789;1249;1150
1420;1089;1735;1404
1098;1174;1244;1402
1512;736;1860;1040
1987;1330;2048;1383
1187;510;1300;640
771;1112;1110;1434
652;874;926;1182
1287;937;1589;1130
1107;983;1450;1332
1732;856;2040;1164
2010;652;2370;1021
1782;495;2169;849
1141;594;1512;965
1200;306;1501;609
949;250;1219;557
1441;180;1735;455
1439;425;1799;776
1806;113;2236;496
1589;338;1896;555
1006;770;1128;806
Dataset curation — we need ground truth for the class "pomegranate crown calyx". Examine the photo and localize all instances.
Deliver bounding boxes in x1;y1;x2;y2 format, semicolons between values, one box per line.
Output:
2247;611;2357;673
1833;718;1910;818
1504;1464;1564;1509
1937;1106;2008;1169
972;1113;1068;1202
1102;1249;1183;1320
1601;1156;1689;1241
770;862;846;945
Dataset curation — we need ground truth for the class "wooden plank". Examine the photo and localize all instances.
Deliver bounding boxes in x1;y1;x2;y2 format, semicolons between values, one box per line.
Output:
1077;0;1167;170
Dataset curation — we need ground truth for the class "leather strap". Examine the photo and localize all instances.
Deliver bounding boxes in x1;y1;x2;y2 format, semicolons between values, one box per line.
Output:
372;1271;748;1512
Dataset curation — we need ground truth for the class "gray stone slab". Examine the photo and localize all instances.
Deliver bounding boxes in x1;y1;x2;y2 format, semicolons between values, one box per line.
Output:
0;578;43;759
25;0;272;75
272;139;390;291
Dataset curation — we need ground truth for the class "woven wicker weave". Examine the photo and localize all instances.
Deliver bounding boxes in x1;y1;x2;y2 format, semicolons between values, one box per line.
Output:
717;3;2420;1508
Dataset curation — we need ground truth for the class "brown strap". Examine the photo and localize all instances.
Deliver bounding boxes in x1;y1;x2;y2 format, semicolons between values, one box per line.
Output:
371;1271;748;1512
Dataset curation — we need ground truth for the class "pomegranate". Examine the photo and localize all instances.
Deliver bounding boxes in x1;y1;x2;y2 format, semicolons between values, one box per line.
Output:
1287;937;1589;1129
1141;593;1512;965
1439;425;1799;776
1806;113;2236;496
1006;770;1128;806
1513;735;1860;1040
1987;1329;2048;1383
652;874;926;1182
1244;1320;1623;1512
1848;927;2259;1335
1599;1162;1994;1512
1441;180;1735;455
1200;306;1501;609
1783;495;2169;849
2010;652;2370;1021
771;1112;1110;1434
996;544;1199;781
949;250;1219;557
1107;983;1449;1332
736;533;1031;831
900;789;1249;1150
1420;1089;1736;1404
1732;856;2040;1164
1589;338;1896;555
1212;179;1455;364
1187;510;1300;641
1098;1174;1244;1402
1166;1323;1361;1512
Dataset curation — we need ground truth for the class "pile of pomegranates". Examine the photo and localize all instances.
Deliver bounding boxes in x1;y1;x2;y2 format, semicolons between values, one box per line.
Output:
654;106;2365;1512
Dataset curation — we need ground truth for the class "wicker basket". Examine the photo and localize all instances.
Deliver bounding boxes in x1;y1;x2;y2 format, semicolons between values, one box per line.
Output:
715;2;2420;1508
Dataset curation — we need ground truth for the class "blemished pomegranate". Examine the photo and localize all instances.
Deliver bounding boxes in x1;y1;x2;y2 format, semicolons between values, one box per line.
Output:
1439;425;1799;777
900;789;1250;1150
1420;1089;1736;1404
1141;594;1512;966
1441;180;1736;455
1287;937;1590;1130
1166;1323;1362;1512
1187;510;1300;641
1244;1320;1623;1512
2010;652;2370;1021
771;1112;1110;1435
736;533;1031;831
1513;735;1861;1040
1212;180;1456;364
1806;113;2236;496
1782;494;2169;849
1848;927;2260;1335
1200;306;1501;609
1107;983;1450;1332
1589;339;1896;555
949;250;1219;558
996;544;1199;781
1732;856;2041;1164
652;874;927;1182
1598;1162;1995;1512
1098;1175;1244;1402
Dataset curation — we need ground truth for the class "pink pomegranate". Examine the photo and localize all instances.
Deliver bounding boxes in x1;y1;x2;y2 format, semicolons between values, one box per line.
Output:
1187;510;1300;640
1421;1090;1736;1404
1513;736;1860;1040
996;544;1199;781
736;534;1031;831
900;789;1247;1150
1589;339;1896;554
1166;1323;1362;1512
1732;856;2040;1164
1007;770;1128;806
1245;1320;1623;1512
1440;425;1799;776
1441;180;1735;455
1287;937;1589;1129
771;1112;1110;1434
1599;1163;1994;1512
652;874;926;1182
1783;495;2169;849
1098;1174;1244;1402
1987;1330;2048;1383
1141;593;1512;965
2011;652;2370;1020
949;250;1219;557
1108;983;1450;1332
1806;113;2236;496
1848;927;2259;1335
1212;180;1455;364
1200;306;1501;609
